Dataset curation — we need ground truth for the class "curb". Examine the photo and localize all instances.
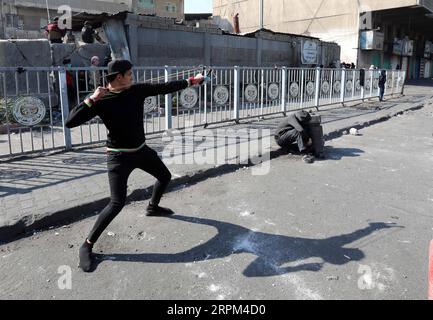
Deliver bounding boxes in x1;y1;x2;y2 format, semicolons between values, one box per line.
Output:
323;104;425;141
0;102;427;244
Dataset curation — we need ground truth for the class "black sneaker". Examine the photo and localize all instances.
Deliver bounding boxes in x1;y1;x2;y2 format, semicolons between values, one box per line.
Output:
79;241;94;272
146;204;175;216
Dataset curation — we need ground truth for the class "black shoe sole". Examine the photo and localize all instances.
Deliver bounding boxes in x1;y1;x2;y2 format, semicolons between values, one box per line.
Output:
146;210;175;217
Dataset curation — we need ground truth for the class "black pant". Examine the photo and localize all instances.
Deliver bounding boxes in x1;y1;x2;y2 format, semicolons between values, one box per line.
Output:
87;145;171;243
275;129;309;153
379;86;385;101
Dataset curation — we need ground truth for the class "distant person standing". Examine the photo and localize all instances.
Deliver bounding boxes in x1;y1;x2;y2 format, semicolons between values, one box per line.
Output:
65;30;76;44
102;54;113;85
44;17;66;44
378;70;387;102
89;56;102;90
81;21;105;44
103;54;112;67
63;58;76;110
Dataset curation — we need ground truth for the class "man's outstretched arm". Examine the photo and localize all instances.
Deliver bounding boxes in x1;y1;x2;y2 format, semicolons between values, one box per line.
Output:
65;87;107;128
134;74;205;98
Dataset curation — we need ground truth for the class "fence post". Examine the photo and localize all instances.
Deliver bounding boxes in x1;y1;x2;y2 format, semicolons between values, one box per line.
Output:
396;70;400;94
340;68;346;104
203;66;208;124
397;70;401;95
164;65;172;130
314;67;321;109
281;66;287;114
401;71;406;95
300;69;305;108
233;66;240;123
376;71;378;98
260;68;264;116
58;67;72;151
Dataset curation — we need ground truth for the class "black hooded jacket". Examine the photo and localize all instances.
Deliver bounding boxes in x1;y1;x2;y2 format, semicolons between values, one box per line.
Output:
275;110;312;137
379;71;387;88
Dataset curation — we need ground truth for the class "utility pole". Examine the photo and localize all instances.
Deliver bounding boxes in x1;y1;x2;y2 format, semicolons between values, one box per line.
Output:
0;0;5;39
45;0;51;22
356;2;360;68
259;0;263;29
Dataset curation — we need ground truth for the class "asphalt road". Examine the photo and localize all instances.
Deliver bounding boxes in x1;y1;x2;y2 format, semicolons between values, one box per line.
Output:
1;103;432;300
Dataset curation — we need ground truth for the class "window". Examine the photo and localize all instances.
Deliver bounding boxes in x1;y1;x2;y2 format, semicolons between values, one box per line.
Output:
165;3;177;13
138;0;155;9
6;14;19;28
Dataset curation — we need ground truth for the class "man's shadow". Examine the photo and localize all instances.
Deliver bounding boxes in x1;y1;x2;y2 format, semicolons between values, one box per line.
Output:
92;215;400;277
324;146;364;160
273;146;364;161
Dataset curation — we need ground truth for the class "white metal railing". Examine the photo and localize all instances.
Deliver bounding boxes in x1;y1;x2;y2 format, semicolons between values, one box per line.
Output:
0;66;406;159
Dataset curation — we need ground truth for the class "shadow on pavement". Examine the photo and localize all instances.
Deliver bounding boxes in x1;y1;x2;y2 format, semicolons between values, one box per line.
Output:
324;146;365;160
92;215;401;277
0;149;107;197
405;79;433;87
272;146;365;162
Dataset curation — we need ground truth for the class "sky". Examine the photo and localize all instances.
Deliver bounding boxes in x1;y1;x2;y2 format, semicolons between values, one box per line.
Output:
184;0;213;13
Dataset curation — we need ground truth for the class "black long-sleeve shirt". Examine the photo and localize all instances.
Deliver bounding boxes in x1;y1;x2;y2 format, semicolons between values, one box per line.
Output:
65;81;189;150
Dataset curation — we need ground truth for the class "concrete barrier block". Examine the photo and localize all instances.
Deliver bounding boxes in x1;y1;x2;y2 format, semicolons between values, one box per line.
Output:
0;39;51;67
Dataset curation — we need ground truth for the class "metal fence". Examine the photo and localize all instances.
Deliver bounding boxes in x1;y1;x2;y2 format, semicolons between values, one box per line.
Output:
0;66;406;159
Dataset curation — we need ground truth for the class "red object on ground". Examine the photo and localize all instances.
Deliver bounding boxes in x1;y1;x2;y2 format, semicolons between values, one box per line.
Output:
429;240;433;300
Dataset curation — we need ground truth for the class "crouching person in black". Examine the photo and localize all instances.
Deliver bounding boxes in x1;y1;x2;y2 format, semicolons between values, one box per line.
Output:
274;110;315;163
65;60;205;272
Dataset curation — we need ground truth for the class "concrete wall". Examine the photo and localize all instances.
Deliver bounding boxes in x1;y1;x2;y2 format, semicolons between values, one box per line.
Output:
0;39;51;67
51;43;111;67
0;40;52;99
0;16;340;69
0;39;110;67
125;14;340;68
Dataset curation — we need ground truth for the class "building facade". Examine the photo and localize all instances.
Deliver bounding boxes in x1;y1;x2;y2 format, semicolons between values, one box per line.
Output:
0;0;184;39
213;0;433;78
133;0;184;20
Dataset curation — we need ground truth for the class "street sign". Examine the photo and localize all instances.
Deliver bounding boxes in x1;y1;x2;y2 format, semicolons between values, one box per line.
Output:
301;40;318;65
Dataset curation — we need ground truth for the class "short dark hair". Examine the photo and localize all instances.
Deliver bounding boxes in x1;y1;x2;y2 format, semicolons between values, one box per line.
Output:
105;60;133;83
106;69;132;83
106;73;121;83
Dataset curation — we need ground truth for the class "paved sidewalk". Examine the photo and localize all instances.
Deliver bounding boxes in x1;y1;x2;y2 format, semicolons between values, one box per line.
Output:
1;91;432;243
